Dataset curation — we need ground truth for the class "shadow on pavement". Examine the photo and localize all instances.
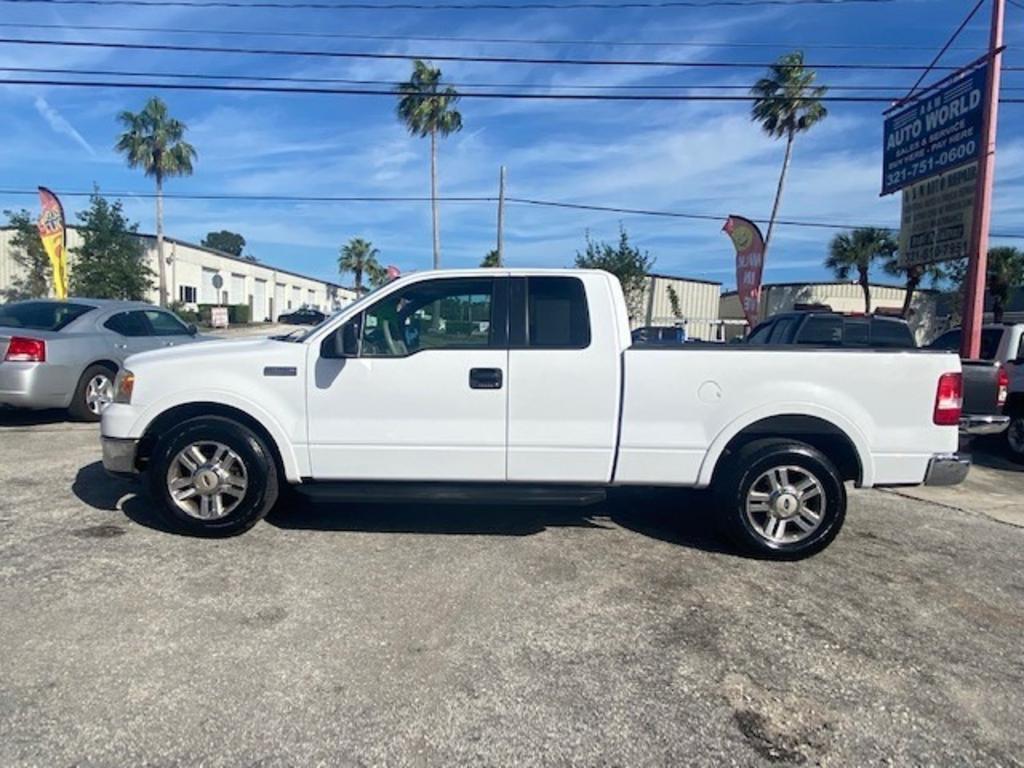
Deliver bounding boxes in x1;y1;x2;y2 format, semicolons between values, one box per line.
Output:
967;441;1023;472
0;408;72;427
72;460;735;554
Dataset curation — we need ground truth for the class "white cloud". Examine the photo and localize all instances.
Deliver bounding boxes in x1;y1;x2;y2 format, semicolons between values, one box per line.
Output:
33;96;96;156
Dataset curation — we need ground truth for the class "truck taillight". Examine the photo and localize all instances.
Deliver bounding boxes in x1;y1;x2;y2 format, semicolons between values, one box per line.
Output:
933;372;963;426
4;337;46;362
997;366;1009;408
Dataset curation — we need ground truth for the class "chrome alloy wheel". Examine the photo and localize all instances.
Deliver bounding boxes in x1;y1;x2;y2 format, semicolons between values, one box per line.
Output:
85;373;114;415
166;441;249;520
745;465;827;545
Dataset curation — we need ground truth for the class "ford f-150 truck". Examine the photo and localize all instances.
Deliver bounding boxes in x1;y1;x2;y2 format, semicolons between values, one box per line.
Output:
101;269;968;559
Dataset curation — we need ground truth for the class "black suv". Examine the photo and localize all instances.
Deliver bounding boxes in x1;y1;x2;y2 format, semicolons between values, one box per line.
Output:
745;311;917;349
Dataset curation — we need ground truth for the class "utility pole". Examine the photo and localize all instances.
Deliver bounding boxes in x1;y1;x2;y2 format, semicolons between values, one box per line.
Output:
496;165;506;267
961;0;1004;358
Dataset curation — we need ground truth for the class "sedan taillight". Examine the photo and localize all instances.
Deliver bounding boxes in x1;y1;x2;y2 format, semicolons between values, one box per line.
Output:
4;337;46;362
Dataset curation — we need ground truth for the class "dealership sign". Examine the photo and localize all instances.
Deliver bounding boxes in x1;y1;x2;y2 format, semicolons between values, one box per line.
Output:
882;63;987;196
898;162;977;268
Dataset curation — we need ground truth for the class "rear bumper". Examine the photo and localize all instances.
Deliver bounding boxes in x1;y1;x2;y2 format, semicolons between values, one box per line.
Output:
101;436;140;477
0;362;72;409
959;414;1010;436
923;453;970;486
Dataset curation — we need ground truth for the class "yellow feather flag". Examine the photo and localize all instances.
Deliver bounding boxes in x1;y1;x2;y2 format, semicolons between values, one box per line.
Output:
37;187;69;299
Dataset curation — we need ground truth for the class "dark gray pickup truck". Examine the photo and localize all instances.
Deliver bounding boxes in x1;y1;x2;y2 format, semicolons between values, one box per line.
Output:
929;325;1024;448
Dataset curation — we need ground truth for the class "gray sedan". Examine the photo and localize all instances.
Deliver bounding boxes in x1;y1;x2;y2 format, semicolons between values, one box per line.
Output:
0;298;207;421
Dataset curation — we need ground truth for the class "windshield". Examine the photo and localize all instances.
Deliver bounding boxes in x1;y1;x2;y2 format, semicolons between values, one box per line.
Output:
0;301;95;331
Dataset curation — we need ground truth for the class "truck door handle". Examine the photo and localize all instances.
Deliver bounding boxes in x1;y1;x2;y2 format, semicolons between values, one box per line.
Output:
469;368;503;390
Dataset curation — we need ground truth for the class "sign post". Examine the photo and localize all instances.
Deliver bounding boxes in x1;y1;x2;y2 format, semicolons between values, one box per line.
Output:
961;0;1004;359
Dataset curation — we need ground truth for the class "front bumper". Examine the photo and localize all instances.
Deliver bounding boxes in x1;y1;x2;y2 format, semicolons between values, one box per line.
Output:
959;414;1010;436
101;436;140;477
923;453;970;486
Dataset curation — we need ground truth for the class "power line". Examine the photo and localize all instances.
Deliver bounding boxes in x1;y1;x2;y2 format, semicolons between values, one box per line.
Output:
0;0;901;10
2;188;1022;238
0;20;986;51
5;75;1024;102
0;65;966;94
901;0;986;103
0;36;998;72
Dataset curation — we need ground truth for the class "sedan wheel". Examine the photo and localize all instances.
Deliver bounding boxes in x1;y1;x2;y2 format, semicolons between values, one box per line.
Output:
85;373;114;416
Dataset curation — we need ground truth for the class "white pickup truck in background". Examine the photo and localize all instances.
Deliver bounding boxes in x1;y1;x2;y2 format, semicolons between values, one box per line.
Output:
101;269;967;559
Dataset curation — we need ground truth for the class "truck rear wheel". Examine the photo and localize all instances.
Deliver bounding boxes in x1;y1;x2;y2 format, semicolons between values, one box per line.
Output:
1004;412;1024;464
148;416;279;537
714;439;846;560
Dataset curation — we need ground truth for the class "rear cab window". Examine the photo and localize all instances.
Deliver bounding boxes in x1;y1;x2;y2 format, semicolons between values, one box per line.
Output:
870;318;916;348
511;276;590;349
796;315;843;346
0;301;94;331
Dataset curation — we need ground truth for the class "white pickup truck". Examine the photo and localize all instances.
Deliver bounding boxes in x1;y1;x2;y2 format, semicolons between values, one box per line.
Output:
101;269;968;559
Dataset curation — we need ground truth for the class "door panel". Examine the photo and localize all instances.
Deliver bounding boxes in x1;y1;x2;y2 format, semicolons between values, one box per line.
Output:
306;276;509;481
506;276;620;483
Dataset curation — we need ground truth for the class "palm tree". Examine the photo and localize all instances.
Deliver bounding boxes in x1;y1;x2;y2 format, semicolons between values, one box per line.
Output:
339;237;384;295
986;247;1024;323
751;51;828;258
480;249;500;267
115;97;197;307
882;252;944;319
396;60;463;270
825;228;896;313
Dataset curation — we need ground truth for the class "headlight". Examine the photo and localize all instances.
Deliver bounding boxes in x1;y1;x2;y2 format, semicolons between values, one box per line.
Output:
114;369;135;404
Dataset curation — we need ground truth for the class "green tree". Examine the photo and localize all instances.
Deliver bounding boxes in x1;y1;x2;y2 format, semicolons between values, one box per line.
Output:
666;285;682;318
339;237;384;294
115;97;197;307
751;51;828;257
2;209;51;300
201;230;246;257
575;226;654;319
825;228;896;313
481;249;500;268
985;247;1024;323
882;251;945;319
70;191;154;300
396;60;463;270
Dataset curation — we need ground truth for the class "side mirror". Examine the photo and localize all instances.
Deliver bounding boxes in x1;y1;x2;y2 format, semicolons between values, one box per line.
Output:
187;323;198;336
321;319;360;359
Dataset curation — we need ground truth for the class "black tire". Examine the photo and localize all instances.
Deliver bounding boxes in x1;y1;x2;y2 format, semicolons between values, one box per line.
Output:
1004;411;1024;464
713;439;846;560
148;416;279;537
68;363;117;422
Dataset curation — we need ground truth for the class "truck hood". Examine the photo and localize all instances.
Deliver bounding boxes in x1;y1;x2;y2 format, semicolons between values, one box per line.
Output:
125;337;292;367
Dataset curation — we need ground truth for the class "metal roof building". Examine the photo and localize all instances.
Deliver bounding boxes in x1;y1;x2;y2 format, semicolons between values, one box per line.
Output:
0;227;356;322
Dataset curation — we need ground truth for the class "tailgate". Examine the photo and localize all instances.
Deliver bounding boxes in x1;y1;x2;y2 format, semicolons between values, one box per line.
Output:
961;360;1002;415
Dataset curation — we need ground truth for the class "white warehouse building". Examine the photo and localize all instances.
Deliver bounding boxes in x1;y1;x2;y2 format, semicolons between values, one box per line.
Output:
0;227;356;321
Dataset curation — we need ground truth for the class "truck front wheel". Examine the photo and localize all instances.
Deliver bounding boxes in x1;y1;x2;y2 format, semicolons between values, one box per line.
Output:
714;439;846;560
148;416;279;537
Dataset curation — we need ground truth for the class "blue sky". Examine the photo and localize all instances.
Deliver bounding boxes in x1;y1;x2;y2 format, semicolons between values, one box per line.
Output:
1;0;1023;289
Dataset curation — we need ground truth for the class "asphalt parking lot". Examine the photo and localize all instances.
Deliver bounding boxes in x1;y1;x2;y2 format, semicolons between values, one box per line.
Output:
1;415;1022;767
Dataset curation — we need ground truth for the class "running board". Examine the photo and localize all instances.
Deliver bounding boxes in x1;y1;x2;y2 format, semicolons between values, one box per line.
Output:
294;481;608;506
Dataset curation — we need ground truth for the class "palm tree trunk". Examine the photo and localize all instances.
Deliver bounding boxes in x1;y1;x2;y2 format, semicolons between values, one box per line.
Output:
901;275;919;319
764;129;795;258
155;173;167;307
430;128;440;270
994;288;1005;323
355;266;363;295
859;268;871;313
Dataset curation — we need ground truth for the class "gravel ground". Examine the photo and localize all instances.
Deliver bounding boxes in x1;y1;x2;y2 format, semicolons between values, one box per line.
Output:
1;415;1022;767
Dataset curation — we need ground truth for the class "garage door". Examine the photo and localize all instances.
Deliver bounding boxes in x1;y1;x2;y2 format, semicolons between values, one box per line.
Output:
253;279;267;321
